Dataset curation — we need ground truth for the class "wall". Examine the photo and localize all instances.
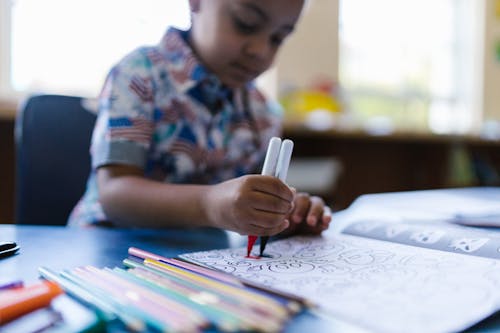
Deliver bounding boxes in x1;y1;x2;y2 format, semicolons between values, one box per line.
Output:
258;0;339;100
276;0;339;91
264;0;500;129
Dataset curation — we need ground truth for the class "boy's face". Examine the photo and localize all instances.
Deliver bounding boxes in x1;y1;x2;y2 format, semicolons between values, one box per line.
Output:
189;0;304;88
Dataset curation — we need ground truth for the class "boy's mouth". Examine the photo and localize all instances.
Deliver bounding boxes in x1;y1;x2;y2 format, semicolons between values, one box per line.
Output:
231;62;260;80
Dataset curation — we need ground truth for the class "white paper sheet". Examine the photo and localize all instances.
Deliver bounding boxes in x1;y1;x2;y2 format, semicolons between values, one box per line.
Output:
345;188;500;227
181;234;500;333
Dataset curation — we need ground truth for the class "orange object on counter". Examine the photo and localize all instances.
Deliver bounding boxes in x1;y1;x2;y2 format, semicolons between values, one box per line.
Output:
0;280;63;324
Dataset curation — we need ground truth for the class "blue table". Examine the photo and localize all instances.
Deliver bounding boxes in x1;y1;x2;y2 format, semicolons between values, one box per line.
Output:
0;225;368;332
2;211;500;332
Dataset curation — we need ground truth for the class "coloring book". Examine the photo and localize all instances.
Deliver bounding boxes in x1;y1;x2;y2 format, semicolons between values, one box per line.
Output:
182;215;500;333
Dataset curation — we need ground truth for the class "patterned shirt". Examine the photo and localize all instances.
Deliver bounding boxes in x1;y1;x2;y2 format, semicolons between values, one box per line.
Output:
68;27;282;227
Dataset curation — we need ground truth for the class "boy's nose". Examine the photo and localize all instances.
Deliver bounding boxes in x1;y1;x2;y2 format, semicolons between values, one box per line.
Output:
243;35;273;62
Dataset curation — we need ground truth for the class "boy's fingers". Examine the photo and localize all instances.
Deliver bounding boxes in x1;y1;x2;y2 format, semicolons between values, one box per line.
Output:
246;209;288;228
250;175;294;202
292;192;311;223
323;205;332;217
320;217;331;230
250;192;293;215
306;196;326;227
322;206;332;223
247;219;289;236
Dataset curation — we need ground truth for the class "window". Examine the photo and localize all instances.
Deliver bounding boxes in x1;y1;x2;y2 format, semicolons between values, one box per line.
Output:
339;0;484;134
1;0;190;98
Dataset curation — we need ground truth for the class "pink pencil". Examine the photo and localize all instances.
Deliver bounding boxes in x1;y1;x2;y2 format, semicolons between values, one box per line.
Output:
129;247;242;286
128;247;312;310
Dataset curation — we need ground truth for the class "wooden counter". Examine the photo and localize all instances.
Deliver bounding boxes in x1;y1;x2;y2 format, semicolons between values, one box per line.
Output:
283;122;500;210
0;99;17;119
0;100;17;223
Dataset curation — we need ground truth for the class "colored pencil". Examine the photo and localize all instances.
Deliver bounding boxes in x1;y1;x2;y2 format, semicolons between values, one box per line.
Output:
0;281;63;324
36;247;303;333
0;280;23;291
103;267;208;327
113;266;246;332
64;267;180;333
58;269;152;332
38;266;144;332
142;258;289;320
130;246;309;310
168;259;300;312
129;247;241;286
74;266;202;332
122;259;285;332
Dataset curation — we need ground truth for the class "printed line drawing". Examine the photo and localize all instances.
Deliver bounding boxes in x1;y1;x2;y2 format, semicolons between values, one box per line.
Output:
449;238;490;252
182;234;500;333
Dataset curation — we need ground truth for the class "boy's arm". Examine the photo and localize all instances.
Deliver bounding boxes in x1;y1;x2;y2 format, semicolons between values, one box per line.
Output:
97;165;210;228
97;165;293;234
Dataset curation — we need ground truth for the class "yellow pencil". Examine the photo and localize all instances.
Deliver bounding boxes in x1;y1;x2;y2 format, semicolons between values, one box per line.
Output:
128;265;283;332
144;259;288;319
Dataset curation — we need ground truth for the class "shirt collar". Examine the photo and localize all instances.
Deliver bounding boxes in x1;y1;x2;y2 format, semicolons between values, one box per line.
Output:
159;27;223;95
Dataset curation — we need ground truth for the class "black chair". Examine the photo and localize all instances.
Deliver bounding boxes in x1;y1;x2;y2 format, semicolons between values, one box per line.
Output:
15;95;97;225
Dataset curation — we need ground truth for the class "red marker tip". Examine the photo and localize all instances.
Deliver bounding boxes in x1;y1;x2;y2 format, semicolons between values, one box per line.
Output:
247;235;258;257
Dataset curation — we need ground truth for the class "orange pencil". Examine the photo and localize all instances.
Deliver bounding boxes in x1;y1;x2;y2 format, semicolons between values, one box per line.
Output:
0;280;63;324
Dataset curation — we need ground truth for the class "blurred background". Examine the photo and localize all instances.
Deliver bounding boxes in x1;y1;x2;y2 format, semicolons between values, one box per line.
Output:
1;0;500;223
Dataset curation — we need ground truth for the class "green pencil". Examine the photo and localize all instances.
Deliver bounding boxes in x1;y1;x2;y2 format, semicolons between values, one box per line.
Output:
38;266;144;332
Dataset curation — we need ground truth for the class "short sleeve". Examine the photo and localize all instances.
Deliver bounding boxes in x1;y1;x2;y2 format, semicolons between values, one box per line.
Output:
91;48;156;170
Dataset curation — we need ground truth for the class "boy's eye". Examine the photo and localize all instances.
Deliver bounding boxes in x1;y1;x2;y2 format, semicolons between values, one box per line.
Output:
270;34;285;47
233;17;259;34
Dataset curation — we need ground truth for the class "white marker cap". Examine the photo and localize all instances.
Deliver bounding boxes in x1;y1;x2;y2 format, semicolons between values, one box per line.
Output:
275;139;294;182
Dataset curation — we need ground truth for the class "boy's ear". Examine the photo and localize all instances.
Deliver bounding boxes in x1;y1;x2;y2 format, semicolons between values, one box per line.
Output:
189;0;200;13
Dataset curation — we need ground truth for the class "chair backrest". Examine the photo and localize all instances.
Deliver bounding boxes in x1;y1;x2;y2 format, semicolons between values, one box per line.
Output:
15;95;97;225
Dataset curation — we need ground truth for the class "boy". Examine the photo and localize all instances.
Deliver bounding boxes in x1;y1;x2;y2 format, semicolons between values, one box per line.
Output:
70;0;331;236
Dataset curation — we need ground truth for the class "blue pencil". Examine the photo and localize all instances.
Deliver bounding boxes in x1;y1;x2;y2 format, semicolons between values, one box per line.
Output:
38;266;144;332
123;258;285;331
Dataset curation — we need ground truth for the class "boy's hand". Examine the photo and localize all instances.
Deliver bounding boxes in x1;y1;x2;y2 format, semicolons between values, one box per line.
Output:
204;175;294;236
285;192;332;235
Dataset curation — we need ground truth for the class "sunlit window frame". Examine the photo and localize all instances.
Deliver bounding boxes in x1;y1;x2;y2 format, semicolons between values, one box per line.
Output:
0;0;192;101
338;0;486;134
0;0;14;100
